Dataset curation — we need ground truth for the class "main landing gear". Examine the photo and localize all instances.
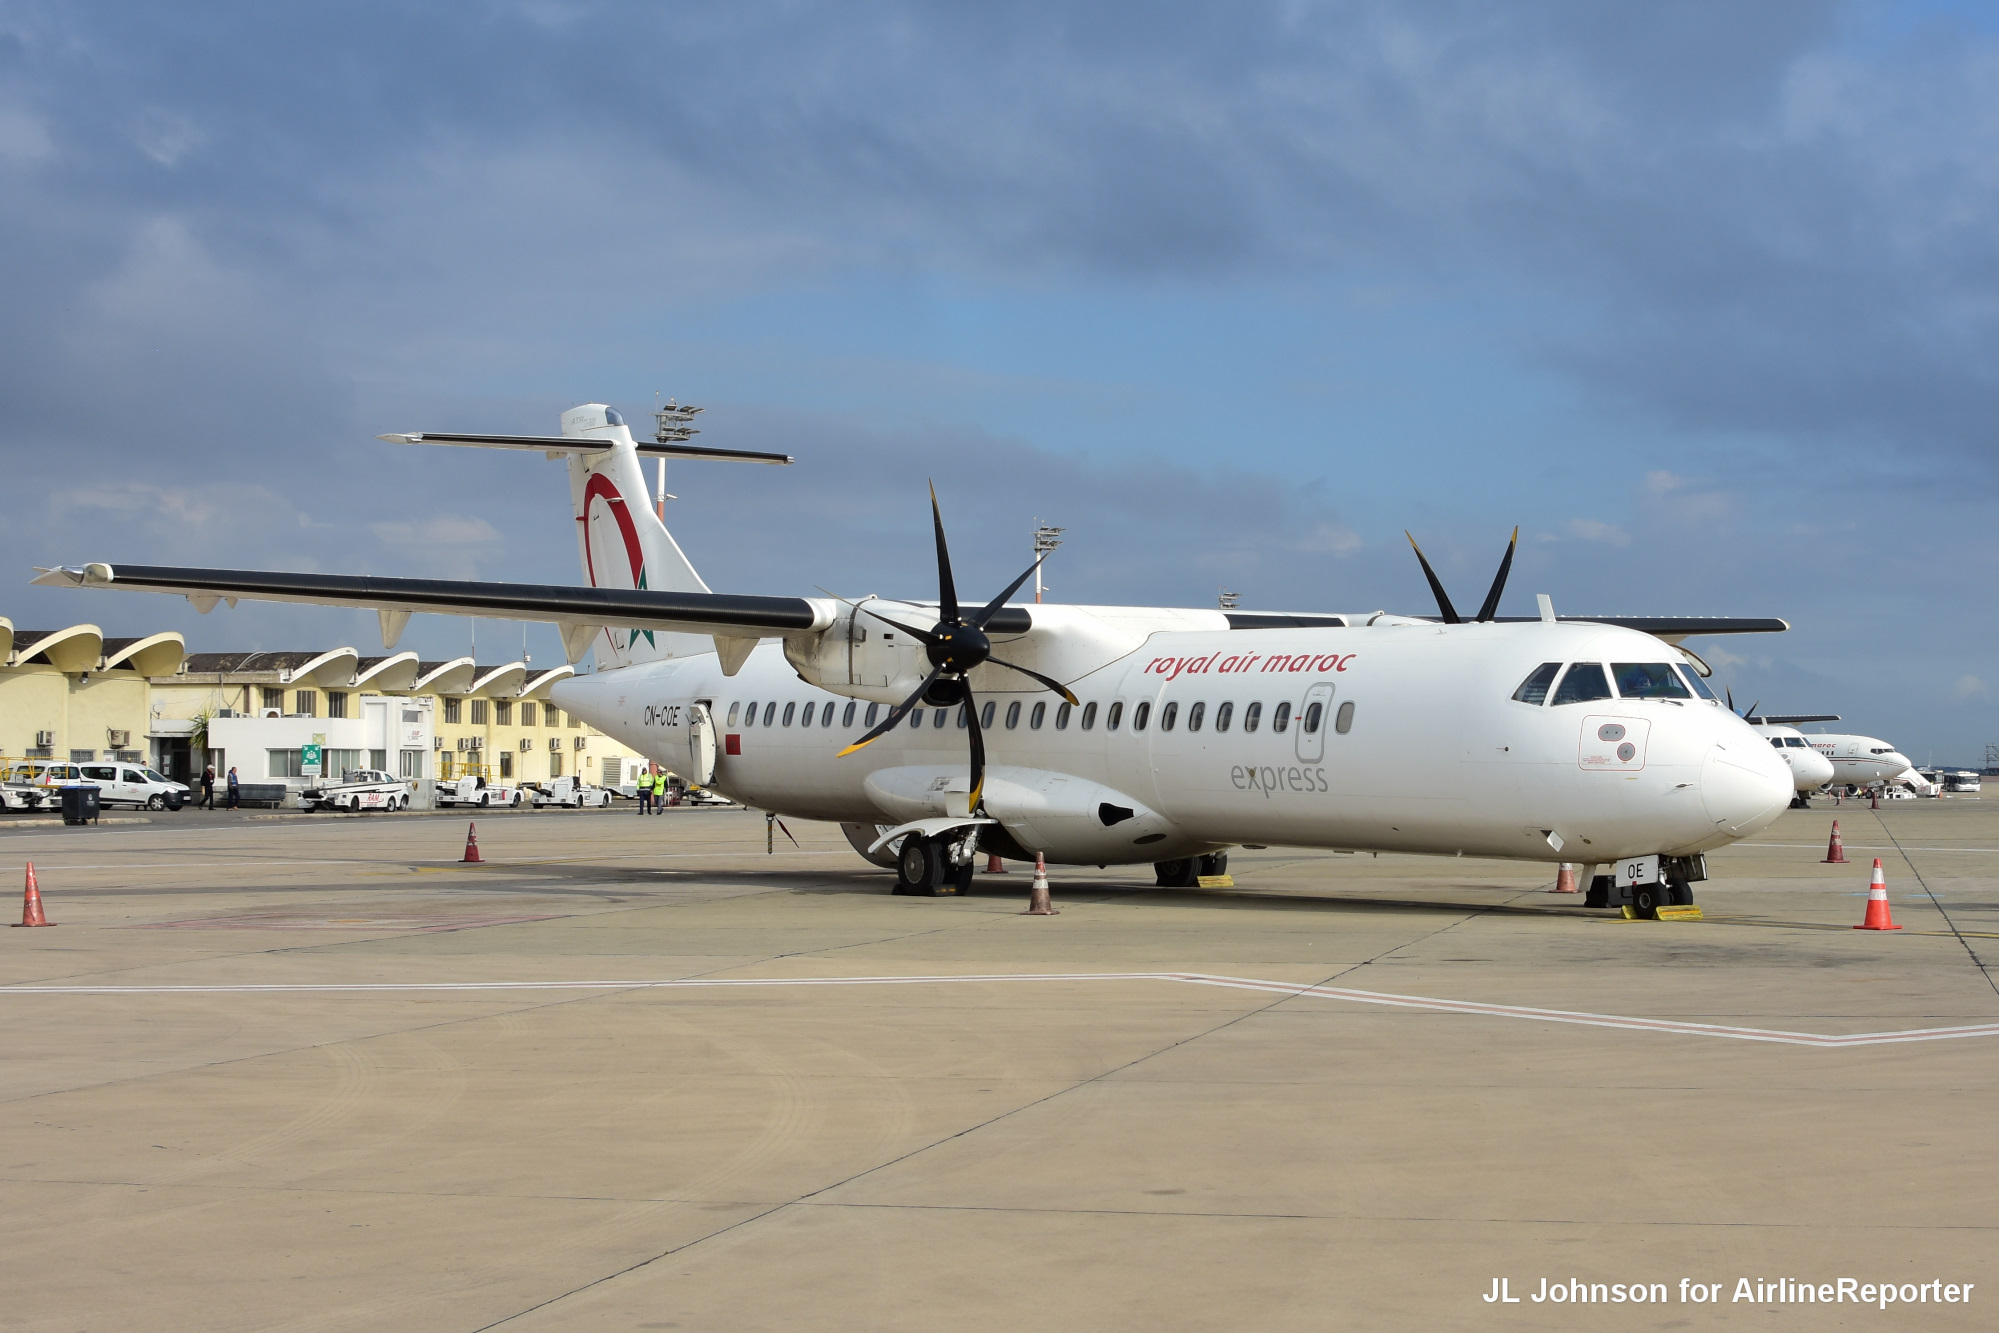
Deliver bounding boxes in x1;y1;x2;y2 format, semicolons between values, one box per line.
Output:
894;834;976;896
1153;853;1229;888
1583;872;1696;919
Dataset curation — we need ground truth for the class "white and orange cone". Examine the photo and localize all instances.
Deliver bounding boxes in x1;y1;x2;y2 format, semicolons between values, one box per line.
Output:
1855;858;1901;931
1550;863;1579;894
13;863;54;927
1822;820;1847;864
462;822;483;864
1022;853;1056;916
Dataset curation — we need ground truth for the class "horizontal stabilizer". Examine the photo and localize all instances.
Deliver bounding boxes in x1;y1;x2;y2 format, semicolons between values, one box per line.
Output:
380;432;794;465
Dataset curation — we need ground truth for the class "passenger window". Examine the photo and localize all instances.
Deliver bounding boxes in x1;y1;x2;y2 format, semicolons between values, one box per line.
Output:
727;702;741;726
1005;701;1021;729
1550;663;1612;705
763;702;776;726
1107;702;1123;731
1160;701;1178;731
1133;701;1151;731
1511;663;1561;705
1081;702;1098;730
1335;700;1354;734
1612;663;1692;699
981;701;997;728
1272;701;1292;734
824;703;836;727
908;708;923;729
1187;702;1205;732
958;705;969;729
782;702;796;726
1243;701;1262;733
1214;701;1232;732
743;701;757;727
1030;702;1045;729
1302;702;1323;734
1055;702;1072;729
934;708;949;728
865;703;880;726
843;701;857;727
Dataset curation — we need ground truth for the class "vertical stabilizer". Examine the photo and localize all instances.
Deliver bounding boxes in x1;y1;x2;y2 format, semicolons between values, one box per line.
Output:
562;404;714;667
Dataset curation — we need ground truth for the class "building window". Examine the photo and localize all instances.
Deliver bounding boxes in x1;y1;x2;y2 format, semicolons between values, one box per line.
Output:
494;700;511;725
571;711;581;729
294;690;317;717
327;691;348;719
550;752;563;778
521;702;537;727
399;749;421;779
499;751;513;778
268;749;303;778
443;698;462;724
471;699;488;725
262;687;285;711
369;749;388;770
548;709;563;727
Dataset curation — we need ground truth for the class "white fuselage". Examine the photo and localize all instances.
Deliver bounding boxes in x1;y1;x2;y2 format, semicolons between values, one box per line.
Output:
554;619;1791;869
1803;734;1916;788
1749;724;1838;792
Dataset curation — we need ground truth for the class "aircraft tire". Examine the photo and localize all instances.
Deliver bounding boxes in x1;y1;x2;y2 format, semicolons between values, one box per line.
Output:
1630;883;1661;920
1198;852;1229;879
1666;877;1694;907
895;836;942;895
1153;858;1200;888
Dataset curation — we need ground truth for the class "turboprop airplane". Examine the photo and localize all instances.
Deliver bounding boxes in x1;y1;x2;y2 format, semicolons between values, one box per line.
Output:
1736;709;1837;807
33;403;1797;916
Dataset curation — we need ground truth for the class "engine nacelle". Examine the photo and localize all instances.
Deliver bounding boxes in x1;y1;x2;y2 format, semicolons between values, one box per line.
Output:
784;598;936;705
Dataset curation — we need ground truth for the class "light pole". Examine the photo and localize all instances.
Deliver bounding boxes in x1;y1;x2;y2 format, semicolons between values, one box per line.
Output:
651;398;704;520
1032;522;1065;604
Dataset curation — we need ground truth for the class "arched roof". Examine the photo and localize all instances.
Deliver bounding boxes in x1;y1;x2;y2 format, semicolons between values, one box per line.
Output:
409;657;477;695
286;647;360;687
352;652;422;691
468;661;528;698
101;631;186;677
7;625;103;673
518;665;576;699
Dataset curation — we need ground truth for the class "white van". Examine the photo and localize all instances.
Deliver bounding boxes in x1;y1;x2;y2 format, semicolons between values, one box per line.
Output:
75;763;192;810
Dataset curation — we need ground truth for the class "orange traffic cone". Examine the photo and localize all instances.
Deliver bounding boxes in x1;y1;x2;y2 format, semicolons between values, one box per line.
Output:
1870;788;1880;810
1855;858;1901;931
1022;853;1057;916
986;853;1007;874
12;863;54;927
1822;820;1847;864
1550;863;1579;893
461;822;483;864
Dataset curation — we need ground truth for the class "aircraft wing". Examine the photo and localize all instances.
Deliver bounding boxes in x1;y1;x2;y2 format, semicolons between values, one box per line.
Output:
30;563;838;661
379;432;794;464
1492;614;1788;643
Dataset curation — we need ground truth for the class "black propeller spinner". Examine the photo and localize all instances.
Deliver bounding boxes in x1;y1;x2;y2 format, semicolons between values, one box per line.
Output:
836;485;1078;813
1403;527;1519;624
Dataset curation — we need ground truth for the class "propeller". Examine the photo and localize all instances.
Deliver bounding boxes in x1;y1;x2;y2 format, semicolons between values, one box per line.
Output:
1403;527;1519;624
836;484;1078;813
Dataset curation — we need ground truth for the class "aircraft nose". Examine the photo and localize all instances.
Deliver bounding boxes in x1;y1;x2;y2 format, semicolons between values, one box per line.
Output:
1799;748;1836;785
1701;743;1791;837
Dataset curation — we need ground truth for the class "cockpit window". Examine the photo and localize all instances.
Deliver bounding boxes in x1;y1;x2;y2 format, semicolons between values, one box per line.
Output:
1549;662;1612;705
1511;663;1562;705
1676;664;1718;701
604;408;625;426
1612;663;1692;699
1784;737;1808;748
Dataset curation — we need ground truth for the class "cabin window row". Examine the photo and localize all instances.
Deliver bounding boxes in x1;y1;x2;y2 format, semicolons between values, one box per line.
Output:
1509;660;1715;706
724;696;1356;737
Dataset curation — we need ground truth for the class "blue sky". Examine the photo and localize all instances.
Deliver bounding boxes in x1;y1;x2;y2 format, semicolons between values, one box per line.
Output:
2;1;1995;761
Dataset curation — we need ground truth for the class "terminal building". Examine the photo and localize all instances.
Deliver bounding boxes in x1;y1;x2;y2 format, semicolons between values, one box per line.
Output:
3;616;656;797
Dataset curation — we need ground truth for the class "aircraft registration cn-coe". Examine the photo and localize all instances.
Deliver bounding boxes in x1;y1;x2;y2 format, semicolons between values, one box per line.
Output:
33;404;1796;914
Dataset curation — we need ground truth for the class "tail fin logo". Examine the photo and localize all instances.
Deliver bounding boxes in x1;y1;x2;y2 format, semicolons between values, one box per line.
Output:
579;474;655;650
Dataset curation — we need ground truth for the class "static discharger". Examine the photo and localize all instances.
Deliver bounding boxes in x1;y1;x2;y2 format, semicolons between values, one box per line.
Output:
13;863;53;927
1856;858;1902;931
1823;820;1848;864
461;822;483;864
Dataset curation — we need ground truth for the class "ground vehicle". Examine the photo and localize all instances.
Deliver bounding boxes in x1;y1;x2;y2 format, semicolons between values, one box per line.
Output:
526;777;614;808
300;770;411;812
66;762;190;809
434;772;523;809
0;770;55;812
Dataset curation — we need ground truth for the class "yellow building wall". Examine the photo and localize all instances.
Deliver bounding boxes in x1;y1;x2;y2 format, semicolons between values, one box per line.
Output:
0;666;154;768
423;697;646;786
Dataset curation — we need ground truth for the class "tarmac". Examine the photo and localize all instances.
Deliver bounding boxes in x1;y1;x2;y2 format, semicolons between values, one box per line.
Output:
2;798;1995;1331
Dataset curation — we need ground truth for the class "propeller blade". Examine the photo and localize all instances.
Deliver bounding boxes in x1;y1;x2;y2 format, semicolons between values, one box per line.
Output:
859;604;940;646
1473;527;1518;623
970;555;1046;630
1743;701;1760;722
930;482;959;623
1404;532;1461;624
986;656;1079;705
963;686;986;814
1726;688;1736;713
836;666;944;757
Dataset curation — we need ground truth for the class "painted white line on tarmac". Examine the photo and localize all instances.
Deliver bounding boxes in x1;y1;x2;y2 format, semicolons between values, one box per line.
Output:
2;971;1994;1049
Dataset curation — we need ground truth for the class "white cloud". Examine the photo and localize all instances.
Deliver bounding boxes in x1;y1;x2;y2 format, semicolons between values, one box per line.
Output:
1565;517;1631;546
133;109;202;167
1953;674;1987;701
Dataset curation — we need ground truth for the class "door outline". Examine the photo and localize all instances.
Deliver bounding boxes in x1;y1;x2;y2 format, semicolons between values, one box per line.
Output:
1296;682;1336;763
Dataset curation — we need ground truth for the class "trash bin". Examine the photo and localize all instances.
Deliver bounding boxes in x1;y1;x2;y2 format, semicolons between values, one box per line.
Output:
60;785;100;826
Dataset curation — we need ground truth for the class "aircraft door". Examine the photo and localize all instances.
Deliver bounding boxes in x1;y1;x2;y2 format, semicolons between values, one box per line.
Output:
686;702;717;785
1295;682;1335;763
